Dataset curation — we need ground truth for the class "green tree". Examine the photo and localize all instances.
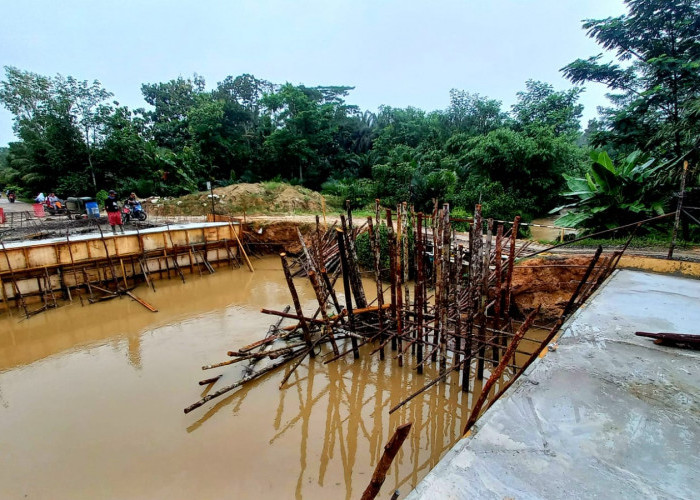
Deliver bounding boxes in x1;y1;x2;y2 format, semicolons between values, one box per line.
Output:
460;127;585;217
141;75;205;150
444;89;507;136
0;67;114;194
562;0;700;160
512;80;583;136
261;84;356;188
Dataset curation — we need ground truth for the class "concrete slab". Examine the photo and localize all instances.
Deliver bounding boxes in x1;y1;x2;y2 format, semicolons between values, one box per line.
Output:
407;270;700;500
0;221;238;249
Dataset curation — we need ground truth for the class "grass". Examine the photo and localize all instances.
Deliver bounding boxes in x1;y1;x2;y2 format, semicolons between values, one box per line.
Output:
538;234;695;250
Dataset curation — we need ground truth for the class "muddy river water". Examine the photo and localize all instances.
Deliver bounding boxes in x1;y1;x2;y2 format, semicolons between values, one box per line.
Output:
0;256;499;499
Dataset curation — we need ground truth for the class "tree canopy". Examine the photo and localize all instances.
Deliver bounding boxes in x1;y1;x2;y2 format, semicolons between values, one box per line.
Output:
562;0;700;163
1;0;698;240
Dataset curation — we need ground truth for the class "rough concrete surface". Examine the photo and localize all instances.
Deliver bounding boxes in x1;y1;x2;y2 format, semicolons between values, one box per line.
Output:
407;270;699;500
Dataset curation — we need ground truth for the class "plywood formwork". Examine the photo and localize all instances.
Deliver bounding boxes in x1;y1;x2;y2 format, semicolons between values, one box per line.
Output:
0;222;245;314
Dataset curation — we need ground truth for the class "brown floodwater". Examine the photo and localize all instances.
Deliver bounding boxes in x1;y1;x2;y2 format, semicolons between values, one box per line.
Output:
530;215;578;242
0;256;502;499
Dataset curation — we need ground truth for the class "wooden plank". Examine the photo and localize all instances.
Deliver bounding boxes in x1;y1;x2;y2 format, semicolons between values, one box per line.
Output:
125;291;158;312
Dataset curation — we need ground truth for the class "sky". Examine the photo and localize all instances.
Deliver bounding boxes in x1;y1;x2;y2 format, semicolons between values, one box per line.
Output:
0;0;627;147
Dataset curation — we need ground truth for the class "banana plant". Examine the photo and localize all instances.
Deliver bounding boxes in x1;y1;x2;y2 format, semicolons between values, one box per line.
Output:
551;151;669;232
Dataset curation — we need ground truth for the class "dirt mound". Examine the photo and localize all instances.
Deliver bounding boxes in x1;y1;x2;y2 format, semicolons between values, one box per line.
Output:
511;255;600;319
146;182;326;217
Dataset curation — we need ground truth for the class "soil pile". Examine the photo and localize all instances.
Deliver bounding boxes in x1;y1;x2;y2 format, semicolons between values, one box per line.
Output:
145;182;325;217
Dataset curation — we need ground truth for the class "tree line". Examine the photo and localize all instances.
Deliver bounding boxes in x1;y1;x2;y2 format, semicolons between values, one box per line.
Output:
1;0;698;234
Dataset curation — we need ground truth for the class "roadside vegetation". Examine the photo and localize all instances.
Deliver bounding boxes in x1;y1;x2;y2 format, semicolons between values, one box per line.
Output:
0;0;698;244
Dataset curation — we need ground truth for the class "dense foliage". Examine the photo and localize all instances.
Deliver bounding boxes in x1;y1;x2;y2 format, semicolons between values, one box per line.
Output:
0;67;585;221
0;0;698;238
553;151;668;232
558;0;700;233
563;0;700;170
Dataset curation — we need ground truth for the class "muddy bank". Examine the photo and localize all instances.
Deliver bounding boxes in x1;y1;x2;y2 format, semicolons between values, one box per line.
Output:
511;256;599;319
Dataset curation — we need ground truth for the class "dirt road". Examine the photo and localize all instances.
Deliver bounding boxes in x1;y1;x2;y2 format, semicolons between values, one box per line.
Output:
0;196;32;213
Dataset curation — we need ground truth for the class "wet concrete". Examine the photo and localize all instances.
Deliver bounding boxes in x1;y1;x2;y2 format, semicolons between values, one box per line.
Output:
0;256;498;499
407;269;700;499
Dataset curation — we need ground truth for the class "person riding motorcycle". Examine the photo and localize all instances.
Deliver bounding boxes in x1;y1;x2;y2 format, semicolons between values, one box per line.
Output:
125;192;138;208
122;192;147;221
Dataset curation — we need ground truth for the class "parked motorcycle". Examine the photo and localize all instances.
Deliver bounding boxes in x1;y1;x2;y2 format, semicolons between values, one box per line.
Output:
121;202;147;223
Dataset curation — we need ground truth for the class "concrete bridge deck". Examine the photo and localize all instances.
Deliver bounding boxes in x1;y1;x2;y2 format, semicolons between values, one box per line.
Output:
408;269;700;500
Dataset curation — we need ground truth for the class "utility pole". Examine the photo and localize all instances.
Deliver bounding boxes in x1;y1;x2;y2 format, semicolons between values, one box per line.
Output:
207;181;215;219
668;160;688;260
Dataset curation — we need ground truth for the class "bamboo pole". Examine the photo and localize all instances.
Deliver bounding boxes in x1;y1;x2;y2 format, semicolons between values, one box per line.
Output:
230;222;254;272
184;349;306;414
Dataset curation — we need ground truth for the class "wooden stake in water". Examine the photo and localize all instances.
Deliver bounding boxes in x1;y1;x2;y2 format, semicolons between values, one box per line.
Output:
360;422;413;500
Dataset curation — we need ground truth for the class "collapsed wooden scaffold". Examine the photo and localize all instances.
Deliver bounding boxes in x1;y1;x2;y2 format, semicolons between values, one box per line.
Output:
185;201;630;430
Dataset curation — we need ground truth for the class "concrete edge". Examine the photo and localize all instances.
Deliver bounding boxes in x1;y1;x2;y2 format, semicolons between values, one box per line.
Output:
405;268;622;499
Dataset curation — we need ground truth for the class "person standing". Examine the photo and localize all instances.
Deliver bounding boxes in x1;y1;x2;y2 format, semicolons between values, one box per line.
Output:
104;190;124;234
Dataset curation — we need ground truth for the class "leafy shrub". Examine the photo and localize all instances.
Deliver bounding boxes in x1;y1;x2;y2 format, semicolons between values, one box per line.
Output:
321;178;374;209
95;189;110;207
552;151;670;233
355;223;415;279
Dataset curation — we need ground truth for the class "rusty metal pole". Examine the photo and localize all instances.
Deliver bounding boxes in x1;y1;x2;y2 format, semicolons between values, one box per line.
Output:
415;213;425;374
335;229;359;359
503;215;521;321
280;253;316;358
471;205;485;380
388;229;399;353
368;218;385;360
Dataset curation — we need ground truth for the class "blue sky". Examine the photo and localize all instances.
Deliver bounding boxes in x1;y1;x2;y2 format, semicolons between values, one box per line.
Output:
0;0;626;146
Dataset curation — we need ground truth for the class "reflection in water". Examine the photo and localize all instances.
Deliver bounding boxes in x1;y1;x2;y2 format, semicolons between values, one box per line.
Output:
0;256;495;499
187;337;476;499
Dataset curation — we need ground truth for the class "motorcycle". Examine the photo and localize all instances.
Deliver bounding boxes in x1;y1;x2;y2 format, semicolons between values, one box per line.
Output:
45;200;68;216
7;192;15;203
121;202;147;223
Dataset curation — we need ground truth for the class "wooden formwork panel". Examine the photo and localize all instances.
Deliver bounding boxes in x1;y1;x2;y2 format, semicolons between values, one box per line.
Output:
57;242;88;263
141;233;166;252
0;249;28;272
165;229;189;247
113;237;140;256
26;246;58;268
0;223;239;274
187;228;206;245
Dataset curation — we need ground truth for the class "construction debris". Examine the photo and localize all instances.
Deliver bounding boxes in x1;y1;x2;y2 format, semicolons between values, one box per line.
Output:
184;201;625;420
